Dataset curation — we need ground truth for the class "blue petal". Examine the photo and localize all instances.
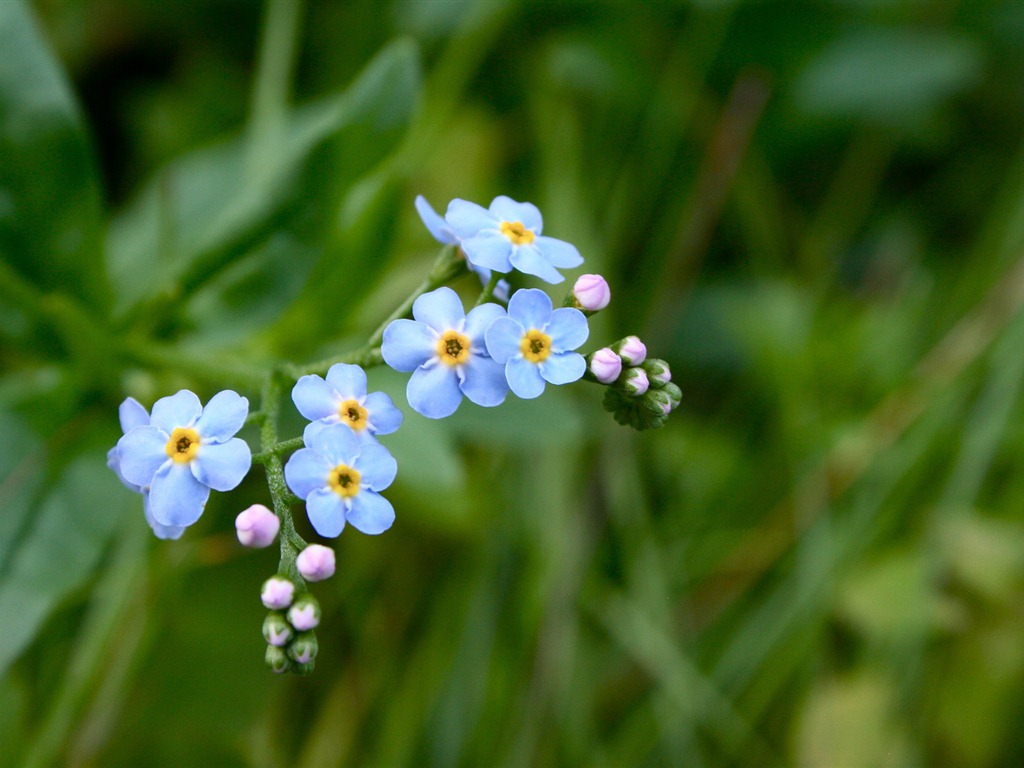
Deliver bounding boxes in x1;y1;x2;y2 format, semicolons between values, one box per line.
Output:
118;398;149;433
415;195;458;244
382;319;435;372
484;316;524;364
547;307;589;351
363;391;403;435
117;426;170;487
460;354;509;407
107;446;141;493
324;363;367;399
461;233;512;272
540;351;587;385
143;492;186;540
445;198;498;239
302;420;331;446
407;363;462;419
464;302;506;344
355;440;398;491
149;462;210;527
192;438;251;491
411;287;464;331
509;245;564;284
507;288;553;330
292;375;338;422
194;390;248;443
535;235;583;268
346;491;395;535
310;421;360;465
149;390;202;433
306;487;347;538
505;357;546;399
489;196;543;233
284;448;332;499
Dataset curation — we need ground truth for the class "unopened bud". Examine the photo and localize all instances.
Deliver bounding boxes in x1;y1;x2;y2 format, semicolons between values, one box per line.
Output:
641;358;671;388
261;577;295;610
588;348;623;384
621;367;649;397
614;336;647;366
265;644;291;674
571;274;611;312
263;611;293;647
663;382;682;410
288;631;319;665
296;544;336;582
236;504;280;548
643;388;674;416
288;594;321;631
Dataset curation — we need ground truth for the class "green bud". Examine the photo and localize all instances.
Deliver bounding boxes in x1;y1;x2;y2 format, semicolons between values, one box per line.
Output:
293;661;317;676
265;644;291;674
619;367;650;397
640;358;671;389
663;382;682;409
288;631;319;665
642;388;673;416
263;611;293;647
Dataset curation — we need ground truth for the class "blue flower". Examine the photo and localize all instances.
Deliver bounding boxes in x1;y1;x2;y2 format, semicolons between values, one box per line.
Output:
107;397;186;540
284;421;397;537
485;288;589;398
445;195;583;284
292;363;402;438
116;390;252;529
381;287;509;419
416;195;510;302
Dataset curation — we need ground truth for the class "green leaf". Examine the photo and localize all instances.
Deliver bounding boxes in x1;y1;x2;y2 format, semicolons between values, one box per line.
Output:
0;409;45;576
0;448;134;678
0;0;106;308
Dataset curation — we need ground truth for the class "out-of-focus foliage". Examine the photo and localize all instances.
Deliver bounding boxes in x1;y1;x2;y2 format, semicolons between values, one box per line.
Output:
4;0;1024;765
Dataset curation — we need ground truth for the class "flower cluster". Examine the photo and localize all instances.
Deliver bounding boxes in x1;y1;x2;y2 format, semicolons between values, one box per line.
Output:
261;575;321;674
587;337;682;430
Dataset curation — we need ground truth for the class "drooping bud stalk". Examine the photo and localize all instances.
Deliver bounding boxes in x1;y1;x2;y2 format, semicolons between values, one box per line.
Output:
586;348;623;384
620;367;650;397
262;611;294;647
640;358;671;388
296;544;336;582
613;336;647;366
261;576;295;610
288;631;319;665
235;504;280;548
265;644;291;674
569;274;611;313
287;594;321;631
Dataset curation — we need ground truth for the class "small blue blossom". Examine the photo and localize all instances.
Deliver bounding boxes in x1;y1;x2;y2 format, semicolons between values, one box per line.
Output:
416;195;509;302
445;195;583;284
381;286;509;419
485;288;589;399
292;363;402;438
284;421;397;537
116;390;252;529
108;398;187;540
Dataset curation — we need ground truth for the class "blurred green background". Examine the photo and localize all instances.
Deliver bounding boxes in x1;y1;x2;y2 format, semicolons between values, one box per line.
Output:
3;0;1024;765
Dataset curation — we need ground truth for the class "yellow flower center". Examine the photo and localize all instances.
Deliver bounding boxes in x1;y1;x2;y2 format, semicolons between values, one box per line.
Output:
500;220;535;245
437;329;471;366
520;329;552;363
165;427;201;464
338;399;368;431
328;463;361;498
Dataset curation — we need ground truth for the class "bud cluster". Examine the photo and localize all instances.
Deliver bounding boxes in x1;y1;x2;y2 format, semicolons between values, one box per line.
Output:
259;554;329;675
585;337;681;430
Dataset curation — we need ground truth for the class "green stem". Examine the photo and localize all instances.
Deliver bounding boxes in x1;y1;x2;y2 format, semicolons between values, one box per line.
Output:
474;271;503;307
252;436;305;465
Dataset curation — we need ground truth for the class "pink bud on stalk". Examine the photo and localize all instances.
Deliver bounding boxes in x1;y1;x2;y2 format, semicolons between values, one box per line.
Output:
616;336;647;366
589;348;623;384
288;596;321;631
261;577;295;610
297;545;336;582
622;367;650;397
573;274;611;312
235;504;280;548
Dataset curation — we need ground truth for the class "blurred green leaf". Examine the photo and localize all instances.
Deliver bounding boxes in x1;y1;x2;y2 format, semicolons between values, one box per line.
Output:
0;448;133;678
0;0;106;309
0;409;45;576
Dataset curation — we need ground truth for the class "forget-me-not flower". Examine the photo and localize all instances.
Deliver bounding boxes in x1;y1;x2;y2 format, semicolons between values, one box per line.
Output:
485;288;589;398
416;195;509;302
284;421;397;537
107;397;187;540
116;390;251;529
292;363;402;438
381;286;509;419
445;195;583;284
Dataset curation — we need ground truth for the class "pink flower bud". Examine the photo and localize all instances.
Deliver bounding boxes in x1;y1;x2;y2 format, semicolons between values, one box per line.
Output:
622;367;649;396
261;577;295;610
236;504;280;548
296;545;336;582
616;336;647;366
589;348;623;384
288;598;321;631
573;274;611;311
